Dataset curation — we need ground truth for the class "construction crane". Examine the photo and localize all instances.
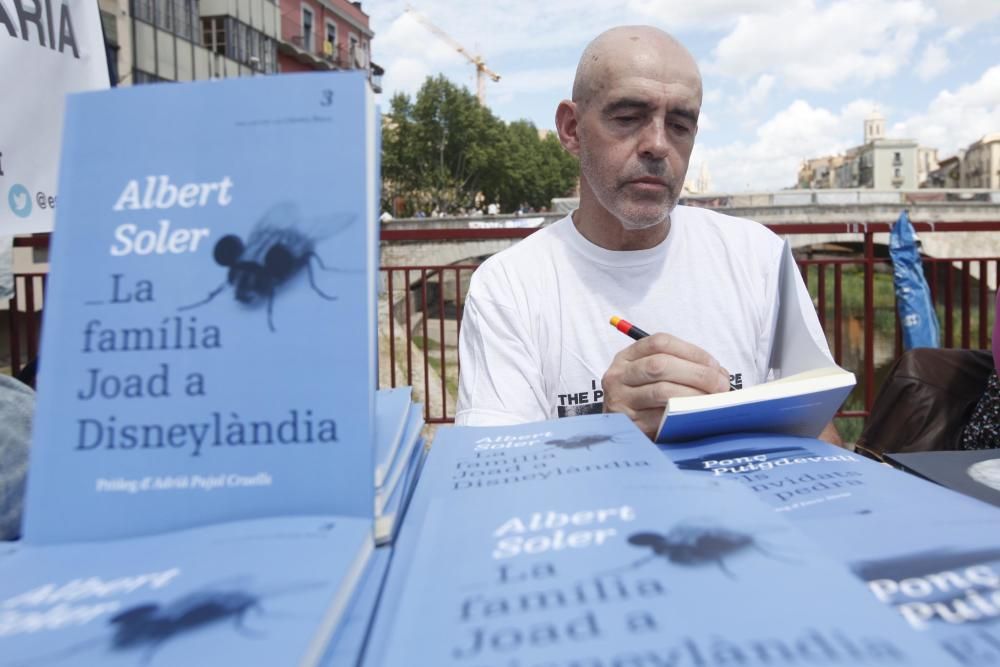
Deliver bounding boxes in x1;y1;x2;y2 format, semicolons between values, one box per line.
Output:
404;4;500;105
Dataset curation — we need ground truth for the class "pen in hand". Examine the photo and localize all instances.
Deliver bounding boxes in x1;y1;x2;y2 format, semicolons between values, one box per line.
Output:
609;316;649;341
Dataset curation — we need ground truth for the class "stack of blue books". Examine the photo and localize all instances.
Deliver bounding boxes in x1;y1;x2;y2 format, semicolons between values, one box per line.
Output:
360;414;955;666
372;387;425;546
317;389;424;666
661;434;1000;663
2;71;393;666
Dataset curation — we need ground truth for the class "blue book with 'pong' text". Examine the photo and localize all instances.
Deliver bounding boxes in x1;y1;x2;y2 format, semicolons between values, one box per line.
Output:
663;434;1000;665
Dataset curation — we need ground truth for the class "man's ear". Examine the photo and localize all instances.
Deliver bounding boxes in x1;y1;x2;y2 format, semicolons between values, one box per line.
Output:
555;100;581;157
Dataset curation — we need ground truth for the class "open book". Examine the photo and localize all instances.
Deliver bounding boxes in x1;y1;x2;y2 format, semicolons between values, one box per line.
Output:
656;242;855;443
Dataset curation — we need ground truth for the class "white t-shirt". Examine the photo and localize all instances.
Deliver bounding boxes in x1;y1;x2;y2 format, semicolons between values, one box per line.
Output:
455;207;830;426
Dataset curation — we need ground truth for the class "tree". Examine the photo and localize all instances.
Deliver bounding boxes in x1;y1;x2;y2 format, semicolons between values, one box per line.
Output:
492;121;579;213
381;76;578;217
382;76;504;216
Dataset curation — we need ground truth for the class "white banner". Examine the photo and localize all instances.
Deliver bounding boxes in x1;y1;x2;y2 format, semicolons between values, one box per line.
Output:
1;0;109;234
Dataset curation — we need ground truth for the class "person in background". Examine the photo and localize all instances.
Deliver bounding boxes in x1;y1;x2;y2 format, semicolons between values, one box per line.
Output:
958;290;1000;449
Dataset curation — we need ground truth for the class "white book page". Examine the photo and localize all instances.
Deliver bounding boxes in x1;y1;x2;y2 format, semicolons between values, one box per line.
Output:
768;240;840;377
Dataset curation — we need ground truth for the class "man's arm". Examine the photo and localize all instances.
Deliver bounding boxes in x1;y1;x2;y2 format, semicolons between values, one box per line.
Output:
601;332;731;440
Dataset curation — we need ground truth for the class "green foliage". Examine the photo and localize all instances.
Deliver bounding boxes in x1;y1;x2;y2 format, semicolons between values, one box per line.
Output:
381;76;578;216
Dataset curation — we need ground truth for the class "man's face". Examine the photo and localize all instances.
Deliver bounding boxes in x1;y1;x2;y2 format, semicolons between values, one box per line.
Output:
574;60;700;230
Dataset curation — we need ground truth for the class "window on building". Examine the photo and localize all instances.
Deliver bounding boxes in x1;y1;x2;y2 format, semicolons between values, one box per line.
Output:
263;39;274;72
894;167;902;178
155;0;172;31
236;22;247;62
349;34;360;66
201;17;226;56
134;69;169;84
302;7;314;51
100;10;118;46
325;21;337;58
133;0;197;42
249;30;264;71
172;0;197;41
132;0;154;24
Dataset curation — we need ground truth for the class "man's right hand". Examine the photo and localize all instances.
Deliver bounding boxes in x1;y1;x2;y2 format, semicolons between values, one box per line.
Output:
601;332;730;440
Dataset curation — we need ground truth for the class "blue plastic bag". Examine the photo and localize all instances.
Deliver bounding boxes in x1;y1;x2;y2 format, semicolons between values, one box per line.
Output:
889;210;940;350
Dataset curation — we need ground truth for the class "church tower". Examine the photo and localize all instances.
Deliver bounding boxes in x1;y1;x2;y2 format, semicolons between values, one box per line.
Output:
864;107;885;144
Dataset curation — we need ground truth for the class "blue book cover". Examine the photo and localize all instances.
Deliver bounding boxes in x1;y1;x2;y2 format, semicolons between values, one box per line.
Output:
376;478;952;666
663;435;1000;663
375;436;425;545
24;72;378;544
384;412;685;568
362;414;700;667
374;402;423;516
373;105;382;385
320;547;393;667
425;413;683;495
657;382;855;443
374;387;414;489
0;516;373;666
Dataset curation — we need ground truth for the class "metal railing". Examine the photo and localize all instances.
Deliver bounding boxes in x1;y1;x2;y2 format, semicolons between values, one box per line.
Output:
380;221;1000;432
5;273;45;377
5;223;999;437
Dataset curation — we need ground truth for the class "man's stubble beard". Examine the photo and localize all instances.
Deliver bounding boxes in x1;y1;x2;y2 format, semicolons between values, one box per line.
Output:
579;148;680;232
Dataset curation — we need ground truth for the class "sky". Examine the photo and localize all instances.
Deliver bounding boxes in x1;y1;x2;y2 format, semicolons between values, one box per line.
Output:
366;0;1000;192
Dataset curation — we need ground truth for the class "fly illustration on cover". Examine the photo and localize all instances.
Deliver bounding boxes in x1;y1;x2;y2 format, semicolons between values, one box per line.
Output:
544;432;631;451
179;202;357;332
14;577;329;666
603;521;796;579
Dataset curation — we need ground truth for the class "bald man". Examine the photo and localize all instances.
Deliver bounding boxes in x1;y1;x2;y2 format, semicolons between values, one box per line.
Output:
456;26;840;444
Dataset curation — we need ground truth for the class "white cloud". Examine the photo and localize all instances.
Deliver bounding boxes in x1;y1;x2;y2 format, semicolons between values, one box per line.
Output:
375;10;473;99
703;88;724;104
729;73;776;114
370;1;627;62
942;26;966;43
380;57;434;99
694;98;879;191
710;0;935;89
486;67;576;120
699;64;1000;191
916;42;950;81
497;67;576;97
625;0;777;29
925;0;1000;26
893;64;1000;155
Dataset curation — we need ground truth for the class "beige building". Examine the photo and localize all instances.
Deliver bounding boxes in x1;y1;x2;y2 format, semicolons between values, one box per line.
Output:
857;138;919;189
796;109;919;189
798;155;845;189
925;155;963;188
917;146;940;186
962;133;1000;189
